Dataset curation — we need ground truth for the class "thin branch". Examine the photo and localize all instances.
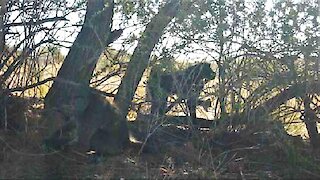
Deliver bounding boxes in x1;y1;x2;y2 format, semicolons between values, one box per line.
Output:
7;77;55;93
4;16;68;28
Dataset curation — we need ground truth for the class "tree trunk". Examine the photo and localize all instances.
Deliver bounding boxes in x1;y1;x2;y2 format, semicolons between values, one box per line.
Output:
43;0;127;150
303;94;319;148
44;0;115;118
114;0;180;115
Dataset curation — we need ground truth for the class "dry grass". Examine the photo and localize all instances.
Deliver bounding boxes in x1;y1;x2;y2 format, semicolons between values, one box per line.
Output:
1;108;320;179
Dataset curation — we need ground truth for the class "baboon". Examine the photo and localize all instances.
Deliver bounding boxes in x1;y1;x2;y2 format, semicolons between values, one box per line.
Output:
148;62;215;119
79;90;129;152
44;88;129;156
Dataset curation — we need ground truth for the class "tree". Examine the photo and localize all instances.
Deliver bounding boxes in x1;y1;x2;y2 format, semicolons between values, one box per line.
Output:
44;0;119;116
40;0;133;152
114;0;180;115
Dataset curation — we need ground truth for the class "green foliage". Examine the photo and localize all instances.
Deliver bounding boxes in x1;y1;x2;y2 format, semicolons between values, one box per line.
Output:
116;0;160;24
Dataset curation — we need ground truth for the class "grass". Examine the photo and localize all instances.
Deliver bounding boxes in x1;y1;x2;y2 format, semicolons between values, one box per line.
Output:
1;107;320;179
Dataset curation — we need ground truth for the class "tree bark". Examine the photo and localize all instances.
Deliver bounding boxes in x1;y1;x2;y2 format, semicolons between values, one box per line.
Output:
44;0;116;117
43;0;127;149
114;0;180;115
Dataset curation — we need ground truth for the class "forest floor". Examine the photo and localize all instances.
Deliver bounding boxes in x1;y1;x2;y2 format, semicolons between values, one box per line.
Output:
1;103;320;179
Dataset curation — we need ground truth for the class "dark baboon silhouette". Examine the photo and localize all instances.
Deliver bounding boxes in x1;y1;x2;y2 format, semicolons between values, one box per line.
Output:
78;90;129;155
148;62;215;119
44;88;129;156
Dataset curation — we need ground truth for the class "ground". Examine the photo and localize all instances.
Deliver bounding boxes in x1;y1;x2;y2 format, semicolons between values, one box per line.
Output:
1;97;320;179
1;113;320;179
